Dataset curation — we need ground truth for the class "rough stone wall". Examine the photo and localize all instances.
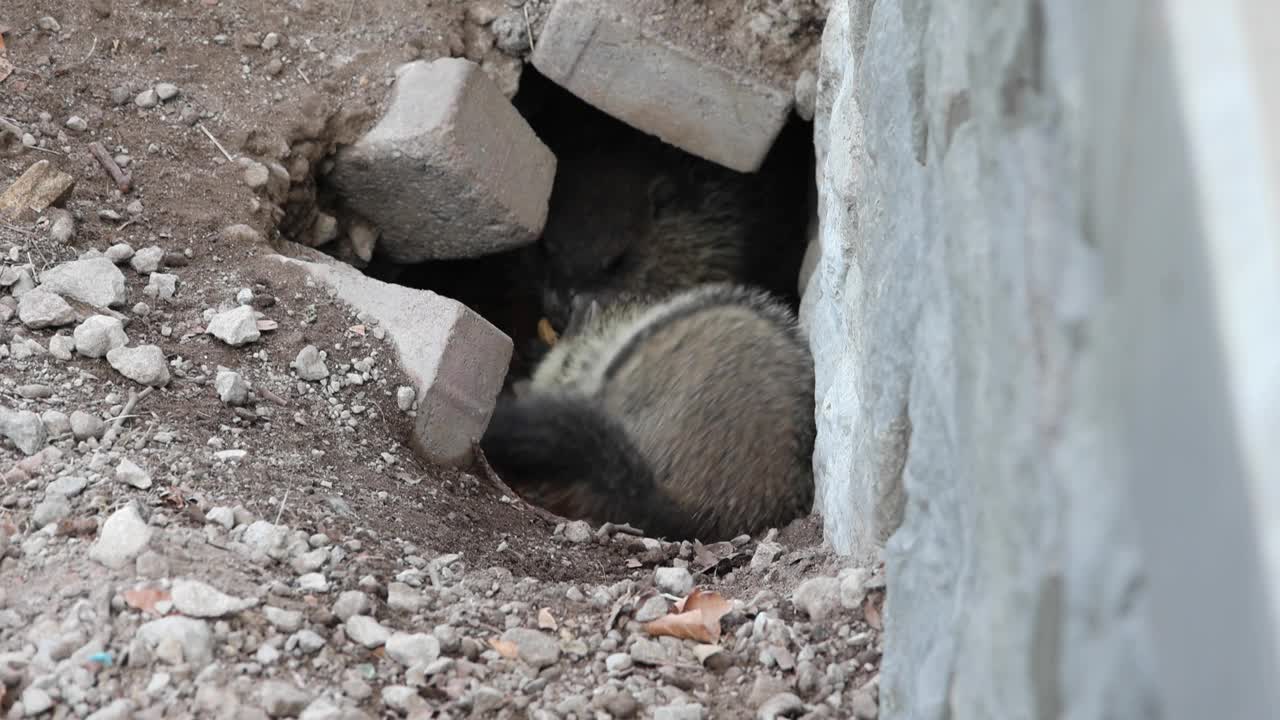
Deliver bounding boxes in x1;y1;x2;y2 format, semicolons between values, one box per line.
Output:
802;1;1160;717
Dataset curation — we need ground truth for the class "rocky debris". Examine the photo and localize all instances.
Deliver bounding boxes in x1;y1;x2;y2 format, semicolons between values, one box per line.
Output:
105;242;135;263
330;58;555;263
563;520;593;544
655;566;695;596
106;344;171;386
130;245;166;274
115;457;153;489
215;369;250;405
69;410;105;440
155;82;181;101
16;288;75;329
32;493;71;527
259;681;311;718
291;345;329;381
532;0;792;173
171;579;257;617
0;407;47;455
395;386;415;411
135;88;159;108
48;208;76;243
48;334;75;359
0;160;75;219
792;576;842;622
344;615;391;649
74;315;129;357
39;256;128;307
134;616;213;667
144;272;179;300
501;628;561;669
207;305;261;346
384;632;441;667
88;503;152;568
221;223;264;244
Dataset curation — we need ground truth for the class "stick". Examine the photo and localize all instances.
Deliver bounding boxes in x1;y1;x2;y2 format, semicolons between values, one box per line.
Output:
196;123;235;162
471;441;571;527
258;387;289;407
100;387;154;450
274;489;290;525
523;5;535;54
88;141;131;193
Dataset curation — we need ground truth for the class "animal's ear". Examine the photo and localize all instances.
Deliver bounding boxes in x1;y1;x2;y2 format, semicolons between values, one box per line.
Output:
564;294;601;336
648;174;681;216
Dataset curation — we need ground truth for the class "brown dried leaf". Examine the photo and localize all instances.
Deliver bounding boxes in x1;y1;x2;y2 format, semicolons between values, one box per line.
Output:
537;317;558;346
54;517;97;537
488;638;519;660
864;594;883;631
347;324;366;337
124;588;171;613
645;589;732;644
537;607;557;631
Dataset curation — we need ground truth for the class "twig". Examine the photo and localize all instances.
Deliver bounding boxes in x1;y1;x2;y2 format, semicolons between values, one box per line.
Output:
89;141;132;193
25;145;64;156
523;5;535;54
274;489;290;525
471;442;569;527
196;123;235;162
99;387;154;450
258;387;289;407
82;36;98;64
297;67;311;85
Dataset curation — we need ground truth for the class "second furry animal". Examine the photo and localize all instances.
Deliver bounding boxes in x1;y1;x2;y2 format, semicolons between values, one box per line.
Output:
480;284;816;542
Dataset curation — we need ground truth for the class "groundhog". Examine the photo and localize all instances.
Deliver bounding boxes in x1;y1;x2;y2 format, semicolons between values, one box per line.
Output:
479;283;816;542
525;87;814;333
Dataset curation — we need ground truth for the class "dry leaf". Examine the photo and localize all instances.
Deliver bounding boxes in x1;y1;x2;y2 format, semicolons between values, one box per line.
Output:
692;643;723;665
488;638;519;660
0;58;11;84
54;517;98;537
537;607;557;631
864;594;883;630
124;588;171;613
644;589;732;643
537;317;558;346
348;324;366;336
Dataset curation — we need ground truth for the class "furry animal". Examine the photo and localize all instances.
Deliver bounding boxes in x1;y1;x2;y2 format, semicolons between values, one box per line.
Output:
530;116;814;333
480;284;816;541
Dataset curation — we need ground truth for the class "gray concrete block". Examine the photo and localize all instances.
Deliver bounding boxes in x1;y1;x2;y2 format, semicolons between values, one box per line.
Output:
531;0;793;173
330;58;556;263
273;254;511;467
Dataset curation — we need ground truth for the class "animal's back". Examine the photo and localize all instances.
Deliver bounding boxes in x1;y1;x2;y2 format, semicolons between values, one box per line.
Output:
484;285;816;541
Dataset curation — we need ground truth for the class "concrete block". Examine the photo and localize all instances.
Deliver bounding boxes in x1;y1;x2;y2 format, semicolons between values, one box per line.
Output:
330;58;556;263
531;0;793;173
272;253;512;467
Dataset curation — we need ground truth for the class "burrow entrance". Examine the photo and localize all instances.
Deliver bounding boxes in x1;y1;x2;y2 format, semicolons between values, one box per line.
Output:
277;65;816;390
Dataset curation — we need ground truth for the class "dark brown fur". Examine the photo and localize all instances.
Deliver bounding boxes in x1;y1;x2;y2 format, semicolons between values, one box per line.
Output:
480;284;816;541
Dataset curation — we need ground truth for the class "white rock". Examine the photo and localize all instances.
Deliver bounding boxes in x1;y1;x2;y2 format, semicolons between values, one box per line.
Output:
135;616;212;667
21;686;54;715
263;606;303;633
236;288;254;305
85;699;136;720
46;475;88;497
344;615;390;648
654;703;706;720
106;345;170;386
563;520;593;543
215;370;250;405
89;503;152;569
74;315;129;358
380;686;426;715
105;243;135;264
143;273;178;301
501;628;560;669
17;289;75;329
39;257;128;307
48;209;75;244
395;385;416;411
291;345;329;381
39;410;70;437
242;161;270;189
839;567;871;610
298;698;346;720
32;494;71;528
291;547;328;574
65;115;88;132
385;632;441;667
129;245;165;274
171;579;257;618
206;305;260;346
115;458;152;490
332;590;370;621
0;407;48;455
135;88;159;108
792;576;842;622
259;680;310;717
154;82;180;101
655;567;694;596
47;335;75;360
243;520;286;558
206;506;235;529
298;573;329;593
69;410;105;440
